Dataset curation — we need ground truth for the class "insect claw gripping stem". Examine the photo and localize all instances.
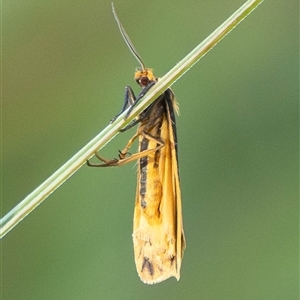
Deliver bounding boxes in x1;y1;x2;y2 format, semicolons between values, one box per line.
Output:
118;150;127;160
86;152;119;167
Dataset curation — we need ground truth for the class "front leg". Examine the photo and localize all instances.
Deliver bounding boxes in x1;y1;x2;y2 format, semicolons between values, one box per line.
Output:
110;85;136;123
124;81;156;119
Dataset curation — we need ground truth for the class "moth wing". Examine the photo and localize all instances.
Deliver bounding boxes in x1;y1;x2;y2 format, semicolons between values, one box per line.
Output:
132;91;185;284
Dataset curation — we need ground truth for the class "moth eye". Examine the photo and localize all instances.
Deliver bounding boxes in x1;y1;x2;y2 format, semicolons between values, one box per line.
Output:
140;76;149;86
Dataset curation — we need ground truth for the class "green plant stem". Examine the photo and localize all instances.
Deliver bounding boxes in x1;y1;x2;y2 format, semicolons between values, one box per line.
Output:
0;0;264;239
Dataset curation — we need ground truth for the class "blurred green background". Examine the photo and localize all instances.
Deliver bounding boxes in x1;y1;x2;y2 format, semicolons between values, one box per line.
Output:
2;1;298;299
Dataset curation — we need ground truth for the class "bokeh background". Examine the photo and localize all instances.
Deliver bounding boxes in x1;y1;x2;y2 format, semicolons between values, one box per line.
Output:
2;1;298;299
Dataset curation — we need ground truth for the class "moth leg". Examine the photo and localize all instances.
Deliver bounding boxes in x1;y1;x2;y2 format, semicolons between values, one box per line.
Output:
120;82;161;132
86;153;119;167
115;131;165;166
87;130;165;168
120;118;141;132
86;131;140;167
110;85;136;123
117;132;140;159
124;81;156;119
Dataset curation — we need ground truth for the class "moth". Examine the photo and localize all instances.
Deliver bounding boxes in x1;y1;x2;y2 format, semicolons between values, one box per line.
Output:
88;4;186;284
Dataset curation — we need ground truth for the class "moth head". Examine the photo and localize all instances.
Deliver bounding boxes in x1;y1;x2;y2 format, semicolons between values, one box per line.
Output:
134;68;156;87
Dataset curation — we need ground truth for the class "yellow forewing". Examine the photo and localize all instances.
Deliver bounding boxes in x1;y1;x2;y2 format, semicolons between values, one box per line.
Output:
132;95;186;284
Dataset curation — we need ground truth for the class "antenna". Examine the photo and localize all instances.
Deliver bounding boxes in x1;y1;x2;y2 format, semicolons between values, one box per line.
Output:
112;3;146;70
